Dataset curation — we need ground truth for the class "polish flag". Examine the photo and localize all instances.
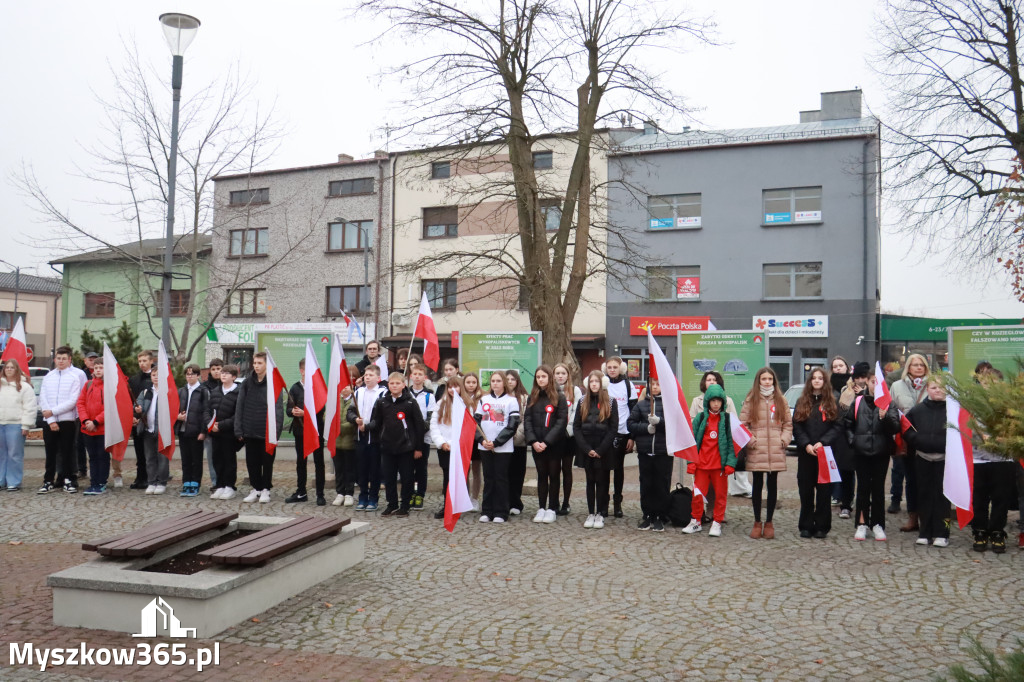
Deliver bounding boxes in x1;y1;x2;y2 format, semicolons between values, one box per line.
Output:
207;410;217;433
943;397;974;528
323;333;353;458
873;362;892;412
816;445;842;483
414;292;440;371
264;349;288;455
730;420;752;455
102;343;134;462
646;330;697;459
155;341;180;460
444;389;478;532
0;317;29;376
302;340;328;459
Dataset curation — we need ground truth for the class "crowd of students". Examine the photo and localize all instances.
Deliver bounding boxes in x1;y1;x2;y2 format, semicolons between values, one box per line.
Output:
1;343;1021;552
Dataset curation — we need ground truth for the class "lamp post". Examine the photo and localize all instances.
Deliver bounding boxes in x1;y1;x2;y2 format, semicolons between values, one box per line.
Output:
158;12;200;347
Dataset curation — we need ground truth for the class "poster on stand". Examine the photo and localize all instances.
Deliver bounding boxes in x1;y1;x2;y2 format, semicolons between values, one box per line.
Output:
678;331;769;410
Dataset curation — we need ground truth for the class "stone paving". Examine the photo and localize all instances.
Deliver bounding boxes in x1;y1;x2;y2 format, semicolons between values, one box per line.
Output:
1;453;1021;681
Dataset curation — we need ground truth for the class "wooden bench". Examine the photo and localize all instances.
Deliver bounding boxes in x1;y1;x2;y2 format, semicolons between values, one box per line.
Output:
197;516;349;566
83;510;238;557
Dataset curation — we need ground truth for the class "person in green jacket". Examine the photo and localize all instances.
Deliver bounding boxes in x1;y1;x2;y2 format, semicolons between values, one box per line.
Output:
332;386;358;506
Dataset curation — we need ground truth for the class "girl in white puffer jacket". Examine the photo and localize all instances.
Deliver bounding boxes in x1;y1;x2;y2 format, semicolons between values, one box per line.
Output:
0;360;38;490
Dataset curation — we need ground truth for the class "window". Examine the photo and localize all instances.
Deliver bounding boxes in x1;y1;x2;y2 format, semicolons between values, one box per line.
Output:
84;292;115;318
0;311;26;330
227;289;265;317
422;278;457;310
646;266;701;302
328;220;373;251
228;188;269;206
423;206;458;238
223;347;253;375
326;285;371;314
328;178;374;196
533;150;553;169
153;289;191;316
647;194;701;229
763;262;822;299
229;228;269;257
763;186;822;224
431;161;450;179
540;199;561;232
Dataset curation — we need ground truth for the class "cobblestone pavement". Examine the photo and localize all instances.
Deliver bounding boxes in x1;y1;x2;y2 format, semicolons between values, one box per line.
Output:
1;455;1021;681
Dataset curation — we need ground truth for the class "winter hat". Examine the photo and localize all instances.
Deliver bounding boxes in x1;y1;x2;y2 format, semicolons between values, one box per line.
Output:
852;361;871;379
703;383;727;412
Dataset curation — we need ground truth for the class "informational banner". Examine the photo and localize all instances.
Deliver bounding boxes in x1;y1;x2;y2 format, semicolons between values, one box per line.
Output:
458;331;542;392
208;321;374;346
795;210;821;222
676;277;700;299
630;316;711;336
881;316;1020;342
948;325;1024;383
678;331;769;410
764;212;791;224
753;315;828;338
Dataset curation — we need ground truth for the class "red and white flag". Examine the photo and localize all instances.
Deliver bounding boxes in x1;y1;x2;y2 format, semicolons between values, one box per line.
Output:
816;445;842;483
323;333;353;458
375;354;389;378
302;340;329;459
207;410;217;433
414;291;440;371
730;420;752;455
102;343;133;463
646;330;697;459
943;396;974;528
0;317;29;376
264;349;288;455
873;362;892;412
155;340;179;460
444;389;478;532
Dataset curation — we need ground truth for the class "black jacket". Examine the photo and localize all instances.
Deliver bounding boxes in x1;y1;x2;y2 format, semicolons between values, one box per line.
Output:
287;381;325;441
207;384;239;438
355;354;379;375
904;398;946;455
627;395;667;456
792;393;842;455
523;393;568;447
368;388;426;453
573;396;618;458
129;370;152;401
234;373;284;441
176;383;210;438
840;393;900;457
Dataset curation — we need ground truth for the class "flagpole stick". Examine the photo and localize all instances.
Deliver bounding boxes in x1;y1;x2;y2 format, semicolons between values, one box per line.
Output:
404;333;416;379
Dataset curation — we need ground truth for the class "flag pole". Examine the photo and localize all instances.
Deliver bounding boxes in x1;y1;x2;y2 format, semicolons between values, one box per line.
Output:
404;333;416;378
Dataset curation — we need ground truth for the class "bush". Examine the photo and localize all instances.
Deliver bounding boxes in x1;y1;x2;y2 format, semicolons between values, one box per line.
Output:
939;638;1024;681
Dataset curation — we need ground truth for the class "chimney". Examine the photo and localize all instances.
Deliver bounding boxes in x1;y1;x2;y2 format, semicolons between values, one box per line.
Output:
337;153;354;163
374;150;388;159
643;120;658;136
800;89;863;123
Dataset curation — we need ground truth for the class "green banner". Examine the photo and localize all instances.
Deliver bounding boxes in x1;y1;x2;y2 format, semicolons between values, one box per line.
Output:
677;331;769;410
948;325;1024;383
458;331;542;392
881;315;1019;342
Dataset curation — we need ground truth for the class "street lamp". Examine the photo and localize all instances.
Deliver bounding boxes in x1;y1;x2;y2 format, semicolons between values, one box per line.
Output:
158;12;200;345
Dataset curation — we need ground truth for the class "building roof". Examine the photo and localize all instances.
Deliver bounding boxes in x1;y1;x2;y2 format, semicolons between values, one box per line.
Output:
213;156;386;182
0;271;62;295
612;117;879;155
50;235;213;265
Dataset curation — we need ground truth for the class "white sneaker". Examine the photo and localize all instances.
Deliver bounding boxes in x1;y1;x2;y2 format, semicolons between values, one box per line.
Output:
332;494;344;506
220;488;236;500
533;509;547;523
259;489;271;504
343;495;354;507
854;524;868;541
113;476;123;488
681;519;702;534
145;485;156;495
210;488;223;499
932;537;949;548
153;485;166;495
493;517;505;523
243;489;260;503
509;508;521;516
872;524;887;541
593;514;604;529
543;509;557;523
709;521;722;537
584;514;595;528
479;515;491;523
472;498;481;512
915;537;929;546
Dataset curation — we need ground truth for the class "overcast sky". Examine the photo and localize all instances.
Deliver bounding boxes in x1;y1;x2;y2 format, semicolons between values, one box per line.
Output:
2;0;1021;319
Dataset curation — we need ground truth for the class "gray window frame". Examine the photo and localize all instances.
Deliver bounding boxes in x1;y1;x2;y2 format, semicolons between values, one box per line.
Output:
647;193;702;230
431;161;451;179
645;265;701;302
328;177;374;197
229;227;269;257
762;186;823;225
762;262;823;300
422;278;457;310
228;188;269;206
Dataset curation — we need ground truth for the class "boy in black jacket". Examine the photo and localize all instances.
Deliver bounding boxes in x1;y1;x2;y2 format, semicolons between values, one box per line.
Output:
127;350;155;489
369;372;426;517
202;358;222;489
904;378;950;547
208;364;240;499
175;364;210;497
627;378;671;532
604;357;636;518
285;358;327;506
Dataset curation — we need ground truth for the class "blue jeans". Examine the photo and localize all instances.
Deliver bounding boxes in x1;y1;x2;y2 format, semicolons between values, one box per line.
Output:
83;433;109;488
0;423;26;488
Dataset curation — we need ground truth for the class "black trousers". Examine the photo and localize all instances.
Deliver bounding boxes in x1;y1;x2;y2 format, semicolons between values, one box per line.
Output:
294;439;325;495
972;460;1016;534
606;435;628;505
836;470;855;511
751;471;779;523
43;421;77;485
132;432;149;484
584;456;611;515
333;448;355;495
890;455;917;511
244;438;275;491
508;445;527;511
915;456;949;540
179;435;205;486
381;449;414;509
437;448;451;503
413;441;430;496
533;446;563;510
855;454;889;528
75;421;87;475
637;453;673;521
797;453;832;534
212;435;238;490
560;443;574;508
482;450;511;518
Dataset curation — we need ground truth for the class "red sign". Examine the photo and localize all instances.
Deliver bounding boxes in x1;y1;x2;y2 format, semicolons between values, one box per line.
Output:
629;316;711;336
451;331;460;348
676;276;700;299
25;346;34;362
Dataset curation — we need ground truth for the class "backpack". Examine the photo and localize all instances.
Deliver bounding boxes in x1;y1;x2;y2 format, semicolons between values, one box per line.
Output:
667;484;694;527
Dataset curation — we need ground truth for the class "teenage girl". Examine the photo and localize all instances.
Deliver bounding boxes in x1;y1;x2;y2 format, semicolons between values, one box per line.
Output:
429;376;465;520
573;370;618;530
462;372;484;510
739;368;793;540
553;363;582;515
524;365;568;523
506;370;529;516
476;371;521;523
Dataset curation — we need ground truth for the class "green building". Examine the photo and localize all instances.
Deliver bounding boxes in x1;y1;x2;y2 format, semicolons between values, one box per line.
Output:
51;237;211;362
880;314;1021;371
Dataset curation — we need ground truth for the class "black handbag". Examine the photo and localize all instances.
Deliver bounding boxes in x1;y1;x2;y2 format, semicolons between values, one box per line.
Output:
734;446;747;471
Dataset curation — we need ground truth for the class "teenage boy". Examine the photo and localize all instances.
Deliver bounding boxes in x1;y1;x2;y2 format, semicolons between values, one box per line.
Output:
409;364;434;510
208;364;240;499
332;383;357;506
234;352;284;503
369;372;425;517
347;364;386;510
286;358;327;506
176;364;210;497
75;351;99;479
135;367;169;494
681;384;737;537
604;357;636;518
628;377;672;532
128;350;155;489
356;340;383;375
202;359;223;489
37;346;87;494
76;358;109;495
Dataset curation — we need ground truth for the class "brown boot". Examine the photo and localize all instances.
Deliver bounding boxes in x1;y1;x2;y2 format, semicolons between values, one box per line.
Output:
763;521;776;539
750;522;763;539
900;512;919;533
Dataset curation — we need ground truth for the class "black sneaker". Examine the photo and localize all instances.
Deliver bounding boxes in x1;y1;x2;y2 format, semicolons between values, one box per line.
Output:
433;508;445;520
637;518;651;531
557;503;570;516
129;480;147;490
284;492;308;504
813;530;828;539
37;482;55;494
63;481;78;494
381;505;399;516
651;519;665;532
973;530;989;552
990;530;1007;554
887;500;901;514
800;530;813;539
395;507;410;517
316;495;327;506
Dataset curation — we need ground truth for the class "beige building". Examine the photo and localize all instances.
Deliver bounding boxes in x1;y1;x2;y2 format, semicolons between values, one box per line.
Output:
0;271;62;366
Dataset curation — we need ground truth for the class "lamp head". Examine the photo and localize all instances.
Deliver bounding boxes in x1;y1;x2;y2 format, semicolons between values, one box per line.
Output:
159;13;201;57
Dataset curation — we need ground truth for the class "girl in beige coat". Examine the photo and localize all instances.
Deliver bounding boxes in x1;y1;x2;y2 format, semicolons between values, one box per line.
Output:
739;367;793;539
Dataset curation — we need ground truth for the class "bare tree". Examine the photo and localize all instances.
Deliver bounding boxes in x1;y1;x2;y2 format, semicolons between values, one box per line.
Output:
362;0;711;371
875;0;1024;268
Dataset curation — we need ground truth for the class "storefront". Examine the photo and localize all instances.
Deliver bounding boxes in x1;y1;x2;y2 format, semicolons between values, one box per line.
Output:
880;315;1021;373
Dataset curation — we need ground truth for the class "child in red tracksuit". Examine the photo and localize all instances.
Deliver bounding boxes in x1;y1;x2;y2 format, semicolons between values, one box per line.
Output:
681;384;736;537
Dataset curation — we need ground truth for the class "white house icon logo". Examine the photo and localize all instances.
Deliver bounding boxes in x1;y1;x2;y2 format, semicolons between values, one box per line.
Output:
133;597;197;638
